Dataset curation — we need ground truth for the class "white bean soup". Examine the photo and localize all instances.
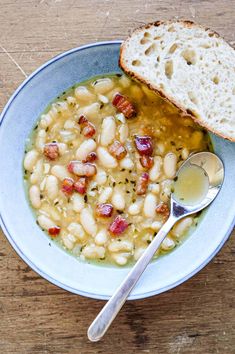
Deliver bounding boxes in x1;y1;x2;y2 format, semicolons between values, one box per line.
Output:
24;74;211;266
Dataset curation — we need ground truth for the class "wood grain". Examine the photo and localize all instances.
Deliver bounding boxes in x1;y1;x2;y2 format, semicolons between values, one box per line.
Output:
0;0;234;353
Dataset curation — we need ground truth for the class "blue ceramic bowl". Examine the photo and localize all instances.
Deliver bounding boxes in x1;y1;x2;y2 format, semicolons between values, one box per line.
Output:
0;41;235;300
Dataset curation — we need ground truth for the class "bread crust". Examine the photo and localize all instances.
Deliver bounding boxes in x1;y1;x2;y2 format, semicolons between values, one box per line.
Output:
119;20;235;142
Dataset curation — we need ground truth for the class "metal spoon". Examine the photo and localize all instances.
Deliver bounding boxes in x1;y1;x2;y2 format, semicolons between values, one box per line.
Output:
88;151;224;342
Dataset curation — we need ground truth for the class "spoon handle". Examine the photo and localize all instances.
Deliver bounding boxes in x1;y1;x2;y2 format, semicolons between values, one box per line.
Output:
87;214;177;342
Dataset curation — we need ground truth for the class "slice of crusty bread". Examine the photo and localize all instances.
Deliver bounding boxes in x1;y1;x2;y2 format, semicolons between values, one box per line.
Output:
119;20;235;141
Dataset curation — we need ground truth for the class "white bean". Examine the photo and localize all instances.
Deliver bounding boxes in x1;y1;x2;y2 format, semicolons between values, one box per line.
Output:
119;155;134;170
143;193;157;218
37;215;55;230
94;168;107;185
100;116;116;146
98;187;113;203
67;96;77;105
43;163;50;174
148;183;160;195
29;185;41;209
111;188;125;210
64;119;75;130
82;102;100;119
112;254;128;265
164;152;177;178
149;156;162;182
119;124;129;143
51;165;70;181
80;208;97;236
68;222;85;240
108;240;133;252
40;113;53;129
97;147;118;169
93;78;114;94
134;247;146;261
172;217;193;238
39;204;61;221
30;159;43;184
45;175;59;201
75;86;95;102
128;199;143;215
40;177;47;191
75;139;96;160
161;237;175;250
115;113;126;124
24;150;39;172
53;101;69;117
82;244;105;259
49;104;59;119
95;229;108;246
58;143;68;155
62;234;76;250
59;130;76;143
70;193;84;212
151;221;163;231
98;94;109;104
35;129;46;151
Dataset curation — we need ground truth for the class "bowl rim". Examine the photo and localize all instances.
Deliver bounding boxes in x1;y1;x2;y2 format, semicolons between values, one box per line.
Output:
0;40;234;300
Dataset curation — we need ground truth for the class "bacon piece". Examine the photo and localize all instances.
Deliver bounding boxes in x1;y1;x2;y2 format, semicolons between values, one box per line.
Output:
156;203;170;220
83;152;97;163
74;177;87;194
68;161;97;177
108;140;127;160
136;172;149;195
78;115;96;137
140;155;154;169
48;226;61;237
109;215;129;235
44;143;60;160
134;136;153;156
61;178;74;195
96;203;113;218
112;93;137;119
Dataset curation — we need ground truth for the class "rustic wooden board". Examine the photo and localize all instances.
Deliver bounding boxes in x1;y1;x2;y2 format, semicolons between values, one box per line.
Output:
0;0;234;353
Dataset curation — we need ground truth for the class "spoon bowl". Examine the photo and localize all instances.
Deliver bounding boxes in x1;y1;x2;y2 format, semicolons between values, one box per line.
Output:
171;151;224;218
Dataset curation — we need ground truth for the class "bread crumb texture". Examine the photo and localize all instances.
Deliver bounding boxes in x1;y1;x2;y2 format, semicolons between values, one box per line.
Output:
120;20;235;141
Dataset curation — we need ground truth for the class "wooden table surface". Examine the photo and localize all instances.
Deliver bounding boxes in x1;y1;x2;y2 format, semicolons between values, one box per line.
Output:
0;1;234;353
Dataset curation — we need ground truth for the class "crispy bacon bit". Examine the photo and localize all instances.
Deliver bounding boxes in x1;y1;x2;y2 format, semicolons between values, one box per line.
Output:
96;203;113;218
156;203;170;220
140;155;154;169
44;143;60;160
108;140;127;160
74;177;87;194
134;136;153;156
136;172;149;195
109;215;129;235
112;93;137;119
78;115;96;137
68;161;97;177
83;152;97;163
78;115;88;125
48;226;61;237
61;178;74;195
